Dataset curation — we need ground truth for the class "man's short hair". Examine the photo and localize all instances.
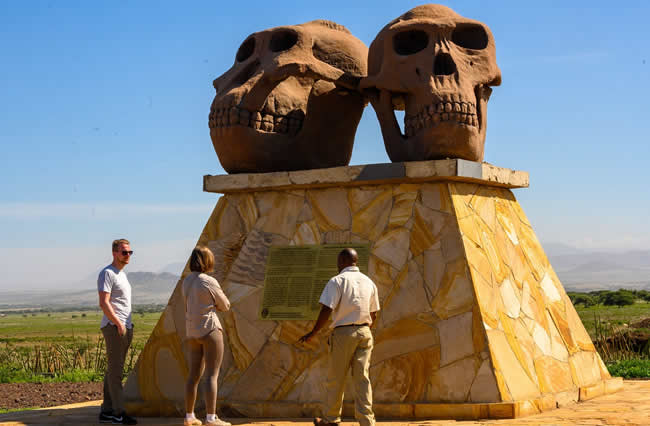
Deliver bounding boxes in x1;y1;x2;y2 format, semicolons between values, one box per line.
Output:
189;246;215;274
112;239;130;252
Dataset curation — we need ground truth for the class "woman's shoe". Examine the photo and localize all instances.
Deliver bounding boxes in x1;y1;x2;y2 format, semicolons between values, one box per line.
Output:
204;418;231;426
183;417;202;425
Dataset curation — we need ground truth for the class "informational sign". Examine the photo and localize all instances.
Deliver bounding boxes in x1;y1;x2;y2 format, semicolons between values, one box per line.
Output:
259;244;370;320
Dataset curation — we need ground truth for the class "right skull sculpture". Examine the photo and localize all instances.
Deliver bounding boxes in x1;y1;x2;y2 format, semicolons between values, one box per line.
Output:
361;4;501;162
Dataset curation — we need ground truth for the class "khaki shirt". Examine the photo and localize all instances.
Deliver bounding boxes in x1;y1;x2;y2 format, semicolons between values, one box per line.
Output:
182;272;230;338
319;266;380;329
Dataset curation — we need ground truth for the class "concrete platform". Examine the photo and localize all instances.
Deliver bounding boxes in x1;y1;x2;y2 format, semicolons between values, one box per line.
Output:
2;380;648;425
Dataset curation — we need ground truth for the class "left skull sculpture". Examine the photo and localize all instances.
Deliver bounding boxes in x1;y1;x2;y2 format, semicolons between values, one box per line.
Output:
210;20;368;173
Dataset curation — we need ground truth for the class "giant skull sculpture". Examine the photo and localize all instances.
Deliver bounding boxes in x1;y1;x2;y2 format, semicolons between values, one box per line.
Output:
361;5;501;162
209;20;368;173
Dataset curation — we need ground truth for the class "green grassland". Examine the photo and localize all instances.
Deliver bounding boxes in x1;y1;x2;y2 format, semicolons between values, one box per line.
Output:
575;301;650;339
0;310;161;346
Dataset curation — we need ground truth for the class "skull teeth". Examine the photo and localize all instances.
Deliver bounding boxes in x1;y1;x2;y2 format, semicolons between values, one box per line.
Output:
209;106;303;135
404;100;477;137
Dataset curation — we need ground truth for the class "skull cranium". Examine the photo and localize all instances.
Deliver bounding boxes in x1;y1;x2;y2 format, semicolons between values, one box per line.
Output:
210;20;368;173
361;5;501;162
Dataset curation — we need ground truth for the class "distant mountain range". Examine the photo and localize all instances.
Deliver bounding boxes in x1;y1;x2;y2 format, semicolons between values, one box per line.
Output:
0;271;180;309
0;244;648;308
543;243;650;292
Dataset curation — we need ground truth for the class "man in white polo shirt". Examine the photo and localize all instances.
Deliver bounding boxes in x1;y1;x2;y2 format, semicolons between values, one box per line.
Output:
300;248;380;426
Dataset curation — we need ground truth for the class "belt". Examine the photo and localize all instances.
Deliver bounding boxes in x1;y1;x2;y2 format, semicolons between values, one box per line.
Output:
334;323;369;329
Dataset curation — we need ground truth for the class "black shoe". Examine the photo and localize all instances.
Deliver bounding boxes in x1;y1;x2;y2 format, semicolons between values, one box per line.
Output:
99;411;114;423
111;413;138;425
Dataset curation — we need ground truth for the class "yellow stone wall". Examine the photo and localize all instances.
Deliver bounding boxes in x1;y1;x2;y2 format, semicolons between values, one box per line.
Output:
124;180;612;418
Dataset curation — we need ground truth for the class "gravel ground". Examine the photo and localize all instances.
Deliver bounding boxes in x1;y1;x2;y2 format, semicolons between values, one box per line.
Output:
0;382;103;410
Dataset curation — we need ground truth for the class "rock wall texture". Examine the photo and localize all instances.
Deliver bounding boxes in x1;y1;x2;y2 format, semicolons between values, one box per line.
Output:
124;168;620;419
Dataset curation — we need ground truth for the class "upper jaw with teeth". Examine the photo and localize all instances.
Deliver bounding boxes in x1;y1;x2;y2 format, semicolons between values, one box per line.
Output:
208;104;304;135
404;98;478;137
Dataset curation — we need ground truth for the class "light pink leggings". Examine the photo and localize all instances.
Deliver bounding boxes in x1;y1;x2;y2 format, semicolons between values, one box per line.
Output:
185;328;224;415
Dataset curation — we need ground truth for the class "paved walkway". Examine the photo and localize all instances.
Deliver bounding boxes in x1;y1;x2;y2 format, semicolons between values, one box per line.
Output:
2;380;649;425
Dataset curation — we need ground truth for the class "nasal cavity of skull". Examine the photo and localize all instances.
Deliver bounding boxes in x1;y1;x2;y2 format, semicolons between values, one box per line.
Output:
393;30;428;56
233;59;260;86
451;24;488;50
236;37;256;62
270;30;298;53
434;53;456;76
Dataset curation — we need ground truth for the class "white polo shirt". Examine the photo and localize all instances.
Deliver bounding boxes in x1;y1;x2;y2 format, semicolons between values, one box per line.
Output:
319;266;380;329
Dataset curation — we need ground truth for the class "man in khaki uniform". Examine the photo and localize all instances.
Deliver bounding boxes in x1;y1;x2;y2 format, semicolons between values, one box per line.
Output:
300;248;380;426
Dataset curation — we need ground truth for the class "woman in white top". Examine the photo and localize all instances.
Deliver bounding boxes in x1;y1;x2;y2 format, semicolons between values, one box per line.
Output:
182;246;231;426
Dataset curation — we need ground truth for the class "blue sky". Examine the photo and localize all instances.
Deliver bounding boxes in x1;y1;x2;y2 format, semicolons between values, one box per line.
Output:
1;1;648;289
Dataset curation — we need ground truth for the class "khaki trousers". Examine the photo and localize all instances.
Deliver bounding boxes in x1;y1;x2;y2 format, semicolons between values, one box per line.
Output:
323;325;375;426
101;324;133;414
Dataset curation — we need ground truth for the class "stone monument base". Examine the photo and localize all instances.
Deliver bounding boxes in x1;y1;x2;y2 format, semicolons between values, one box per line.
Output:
125;159;621;420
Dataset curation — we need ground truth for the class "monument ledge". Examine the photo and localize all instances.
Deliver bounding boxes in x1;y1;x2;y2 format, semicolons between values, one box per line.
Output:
203;159;529;194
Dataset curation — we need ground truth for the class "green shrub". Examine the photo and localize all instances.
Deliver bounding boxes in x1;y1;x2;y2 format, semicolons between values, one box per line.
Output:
607;359;650;378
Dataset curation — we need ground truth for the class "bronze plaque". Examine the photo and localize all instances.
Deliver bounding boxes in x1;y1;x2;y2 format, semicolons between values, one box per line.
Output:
259;244;370;320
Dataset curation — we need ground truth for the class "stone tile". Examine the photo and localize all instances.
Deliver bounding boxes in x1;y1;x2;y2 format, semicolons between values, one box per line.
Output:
351;188;392;240
372;347;440;402
373;316;440;364
348;186;389;212
368;255;398;302
380;260;430;327
469;186;497;232
373;227;410;271
236;194;259;232
428;356;479;402
410;203;447;257
155;347;186;402
569;351;603;387
431;258;474;320
232;287;277;336
423;247;445;302
547;311;569;362
404;158;456;179
215;197;246;238
291;220;321;245
517;223;549;281
420;182;453;214
296;199;313;222
486;329;540;401
532;322;552;356
207;232;246;282
499;278;521;319
539;271;562;303
499;311;536;386
255;192;304;239
440;223;466;263
307;188;351;232
387;184;418;228
548;303;579;355
438;312;475;366
513;319;540;387
469;359;500;402
534;356;573;394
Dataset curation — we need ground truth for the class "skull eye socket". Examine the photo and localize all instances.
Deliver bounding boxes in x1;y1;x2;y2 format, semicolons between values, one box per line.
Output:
236;37;256;62
451;24;488;50
270;30;298;53
393;30;429;56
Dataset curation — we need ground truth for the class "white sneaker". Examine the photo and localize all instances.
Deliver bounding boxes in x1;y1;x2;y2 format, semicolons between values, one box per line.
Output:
184;417;202;425
204;418;230;426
